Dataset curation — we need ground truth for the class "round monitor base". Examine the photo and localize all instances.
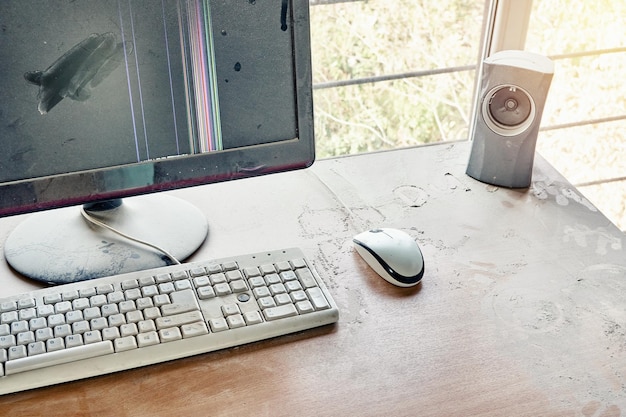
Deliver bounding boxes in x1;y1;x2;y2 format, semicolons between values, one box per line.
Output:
4;195;208;284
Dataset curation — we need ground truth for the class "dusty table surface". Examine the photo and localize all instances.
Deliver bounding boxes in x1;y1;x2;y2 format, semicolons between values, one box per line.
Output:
0;142;624;416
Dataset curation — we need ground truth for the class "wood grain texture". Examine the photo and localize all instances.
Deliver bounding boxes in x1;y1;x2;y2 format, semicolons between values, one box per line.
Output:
0;142;624;416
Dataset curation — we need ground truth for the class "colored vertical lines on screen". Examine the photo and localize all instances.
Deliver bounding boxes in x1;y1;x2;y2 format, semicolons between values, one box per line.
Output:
179;0;222;153
117;0;141;162
126;0;151;160
162;0;182;155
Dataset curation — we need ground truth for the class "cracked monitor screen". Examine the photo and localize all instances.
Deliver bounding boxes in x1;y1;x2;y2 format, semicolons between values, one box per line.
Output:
0;0;314;215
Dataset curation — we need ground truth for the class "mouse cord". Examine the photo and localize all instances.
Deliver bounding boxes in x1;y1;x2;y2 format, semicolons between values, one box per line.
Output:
80;207;181;265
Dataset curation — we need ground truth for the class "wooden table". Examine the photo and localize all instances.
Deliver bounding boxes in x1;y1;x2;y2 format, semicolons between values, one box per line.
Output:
1;142;625;416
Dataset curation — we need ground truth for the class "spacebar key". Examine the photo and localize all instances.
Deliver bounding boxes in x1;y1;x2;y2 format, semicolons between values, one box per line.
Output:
5;341;114;375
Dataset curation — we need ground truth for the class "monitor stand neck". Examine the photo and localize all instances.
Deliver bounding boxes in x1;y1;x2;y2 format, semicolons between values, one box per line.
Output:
4;195;208;284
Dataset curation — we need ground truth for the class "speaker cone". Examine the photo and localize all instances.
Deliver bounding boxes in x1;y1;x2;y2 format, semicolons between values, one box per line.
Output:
488;86;532;126
482;84;535;136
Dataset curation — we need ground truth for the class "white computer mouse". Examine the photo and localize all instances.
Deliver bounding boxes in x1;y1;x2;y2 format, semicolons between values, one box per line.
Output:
353;228;425;287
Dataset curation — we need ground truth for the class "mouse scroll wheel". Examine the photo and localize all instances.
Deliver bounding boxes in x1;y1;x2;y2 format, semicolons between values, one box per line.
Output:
370;228;383;233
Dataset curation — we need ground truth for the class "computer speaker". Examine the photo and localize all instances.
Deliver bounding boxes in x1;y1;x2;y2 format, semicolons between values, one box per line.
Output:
466;50;554;188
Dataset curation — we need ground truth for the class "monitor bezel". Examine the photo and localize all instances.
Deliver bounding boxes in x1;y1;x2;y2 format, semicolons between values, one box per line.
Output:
0;0;314;217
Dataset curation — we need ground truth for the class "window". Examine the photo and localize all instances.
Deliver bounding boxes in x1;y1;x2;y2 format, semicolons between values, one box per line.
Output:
310;0;485;157
310;0;626;229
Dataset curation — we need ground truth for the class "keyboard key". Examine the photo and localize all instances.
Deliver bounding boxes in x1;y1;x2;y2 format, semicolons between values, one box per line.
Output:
0;301;17;312
260;264;276;275
221;304;241;316
159;327;182;343
296;269;317;288
189;267;206;278
101;304;119;318
126;310;144;324
108;314;126;327
65;334;84;348
161;289;199;316
258;297;276;309
46;338;65;352
206;264;222;274
72;321;90;335
193;276;211;288
296;301;314;314
226;315;245;329
72;298;91;310
8;345;27;360
47;314;66;327
197;286;216;300
62;291;79;301
226;270;243;282
181;322;209;338
119;300;136;314
275;261;292;272
1;311;18;325
114;336;137;352
210;273;227;285
138;320;156;333
280;270;298;282
174;280;192;291
306;288;331;310
83;331;103;345
27;341;46;356
120;323;138;337
244;267;261;278
36;304;55;317
171;271;189;280
19;308;37;321
79;287;97;298
0;335;16;349
102;327;120;341
6;341;113;375
90;317;108;331
18;298;36;309
155;273;172;283
155;311;203;330
208;318;228;333
290;258;307;269
214;283;231;296
125;288;142;300
121;279;139;290
107;291;125;304
17;331;35;345
222;261;238;271
43;294;62;305
263;304;298;321
66;310;84;324
231;280;248;293
136;297;154;310
274;293;292;306
54;324;72;338
243;311;263;325
137;331;159;347
35;328;54;342
265;274;281;285
248;276;265;288
11;320;29;334
89;295;107;308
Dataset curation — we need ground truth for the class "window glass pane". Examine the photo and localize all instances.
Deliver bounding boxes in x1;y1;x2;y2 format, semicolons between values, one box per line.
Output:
525;0;626;228
310;0;485;158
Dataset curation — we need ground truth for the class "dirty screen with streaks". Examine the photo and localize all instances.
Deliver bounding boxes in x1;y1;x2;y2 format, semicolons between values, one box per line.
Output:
0;0;297;182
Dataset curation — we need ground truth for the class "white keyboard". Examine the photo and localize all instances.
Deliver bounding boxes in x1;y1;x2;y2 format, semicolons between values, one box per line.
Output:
0;248;338;395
